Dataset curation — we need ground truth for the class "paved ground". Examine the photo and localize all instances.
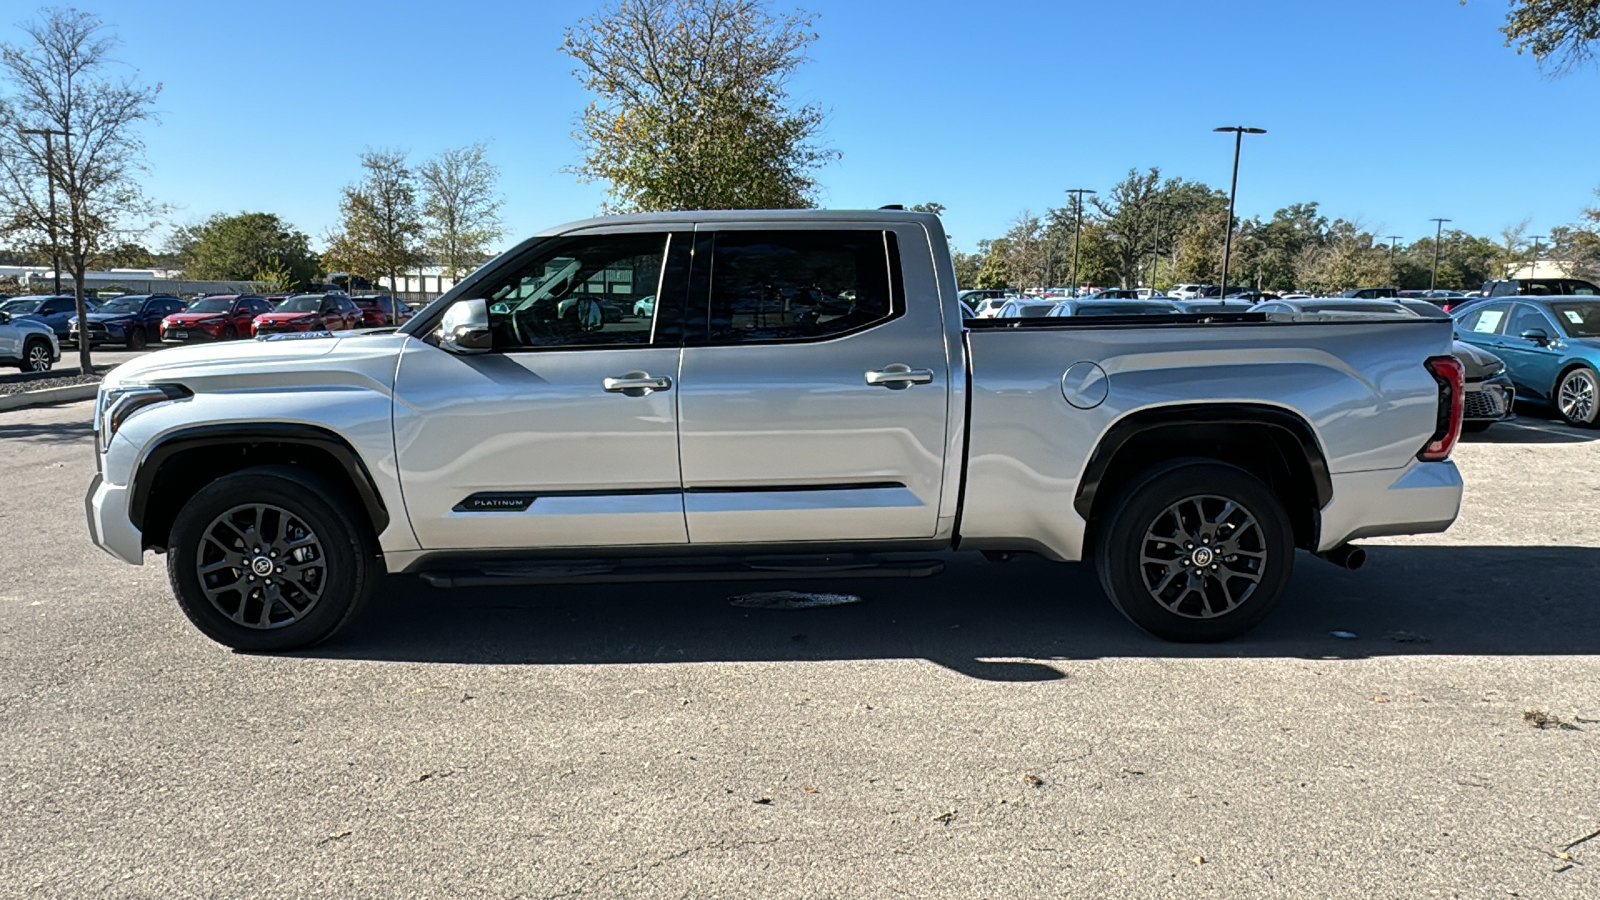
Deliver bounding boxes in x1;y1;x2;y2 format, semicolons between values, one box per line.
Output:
2;401;1597;898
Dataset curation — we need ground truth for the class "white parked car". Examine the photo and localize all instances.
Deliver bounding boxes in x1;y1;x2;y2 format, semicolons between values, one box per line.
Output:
1169;284;1208;300
1134;288;1168;299
995;298;1061;318
0;307;61;372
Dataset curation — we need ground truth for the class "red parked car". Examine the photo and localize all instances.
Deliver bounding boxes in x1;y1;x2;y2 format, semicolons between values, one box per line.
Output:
350;294;415;328
251;292;364;336
161;294;274;342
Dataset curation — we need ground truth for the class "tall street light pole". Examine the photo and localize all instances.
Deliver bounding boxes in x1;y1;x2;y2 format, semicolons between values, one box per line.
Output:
1214;126;1266;299
1150;203;1164;291
20;127;70;296
1428;218;1451;291
1386;235;1402;260
1528;235;1547;279
1064;188;1096;296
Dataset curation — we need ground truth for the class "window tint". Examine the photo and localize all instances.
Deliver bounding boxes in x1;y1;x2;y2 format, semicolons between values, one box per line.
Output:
1459;303;1509;335
1507;304;1553;338
707;230;900;343
484;233;669;350
44;298;72;314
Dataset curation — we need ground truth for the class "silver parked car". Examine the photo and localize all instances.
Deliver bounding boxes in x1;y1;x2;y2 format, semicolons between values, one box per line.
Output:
0;307;61;372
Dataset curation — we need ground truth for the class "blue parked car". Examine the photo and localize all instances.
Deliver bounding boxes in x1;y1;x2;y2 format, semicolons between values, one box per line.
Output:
68;293;187;350
0;294;95;340
1453;295;1600;427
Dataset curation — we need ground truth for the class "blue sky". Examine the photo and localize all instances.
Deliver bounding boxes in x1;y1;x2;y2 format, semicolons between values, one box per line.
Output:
46;0;1600;253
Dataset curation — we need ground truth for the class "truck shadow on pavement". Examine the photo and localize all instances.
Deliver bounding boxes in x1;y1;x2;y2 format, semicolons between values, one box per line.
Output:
308;545;1600;681
0;419;95;443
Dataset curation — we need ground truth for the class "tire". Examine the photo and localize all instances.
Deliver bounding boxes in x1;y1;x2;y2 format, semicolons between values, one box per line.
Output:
127;326;147;350
166;466;380;651
222;324;237;340
21;338;53;372
1093;461;1295;642
1555;366;1599;428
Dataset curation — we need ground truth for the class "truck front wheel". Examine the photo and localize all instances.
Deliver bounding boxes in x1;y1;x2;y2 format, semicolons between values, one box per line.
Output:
1093;462;1294;642
166;466;379;651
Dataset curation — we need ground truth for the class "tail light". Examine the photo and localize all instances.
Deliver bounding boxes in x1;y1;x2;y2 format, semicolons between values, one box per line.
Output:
1419;355;1464;461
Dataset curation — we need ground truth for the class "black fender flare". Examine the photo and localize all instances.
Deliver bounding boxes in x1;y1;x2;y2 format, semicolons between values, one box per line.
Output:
129;422;390;537
1073;403;1334;521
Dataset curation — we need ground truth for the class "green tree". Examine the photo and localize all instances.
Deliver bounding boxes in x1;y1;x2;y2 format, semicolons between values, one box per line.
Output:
324;148;425;292
0;8;161;371
951;250;981;288
94;241;154;269
419;142;504;280
167;212;319;288
562;0;837;212
974;237;1010;289
1092;168;1163;288
1501;0;1600;72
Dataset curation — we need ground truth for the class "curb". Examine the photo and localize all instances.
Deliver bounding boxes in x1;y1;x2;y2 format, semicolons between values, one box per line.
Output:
0;382;100;413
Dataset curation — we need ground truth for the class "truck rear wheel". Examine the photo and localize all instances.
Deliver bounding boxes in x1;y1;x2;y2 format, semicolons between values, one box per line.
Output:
166;466;379;651
1093;461;1294;642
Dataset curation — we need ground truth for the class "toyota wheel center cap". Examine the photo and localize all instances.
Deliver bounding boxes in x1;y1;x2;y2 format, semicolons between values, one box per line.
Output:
251;556;274;576
1191;547;1215;567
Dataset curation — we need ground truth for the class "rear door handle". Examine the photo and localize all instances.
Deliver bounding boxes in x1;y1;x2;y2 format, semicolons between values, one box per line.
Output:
865;364;935;389
603;371;673;396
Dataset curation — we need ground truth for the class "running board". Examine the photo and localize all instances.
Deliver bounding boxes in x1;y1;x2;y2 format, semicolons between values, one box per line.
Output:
417;557;945;588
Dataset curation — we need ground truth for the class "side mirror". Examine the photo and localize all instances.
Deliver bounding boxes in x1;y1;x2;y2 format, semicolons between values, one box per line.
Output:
435;298;492;354
1520;328;1550;345
0;311;9;325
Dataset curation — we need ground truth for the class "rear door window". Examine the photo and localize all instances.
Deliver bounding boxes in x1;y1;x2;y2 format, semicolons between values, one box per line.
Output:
1459;302;1509;335
703;230;902;343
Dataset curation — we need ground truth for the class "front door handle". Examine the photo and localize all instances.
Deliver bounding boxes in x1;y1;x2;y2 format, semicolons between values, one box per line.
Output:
865;364;935;389
603;371;672;396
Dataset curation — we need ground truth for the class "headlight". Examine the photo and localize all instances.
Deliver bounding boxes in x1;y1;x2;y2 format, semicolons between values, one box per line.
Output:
1485;360;1506;377
96;384;191;453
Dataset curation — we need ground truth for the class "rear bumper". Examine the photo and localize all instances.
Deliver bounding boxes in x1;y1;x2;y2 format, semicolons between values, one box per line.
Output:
1317;461;1463;551
85;471;144;565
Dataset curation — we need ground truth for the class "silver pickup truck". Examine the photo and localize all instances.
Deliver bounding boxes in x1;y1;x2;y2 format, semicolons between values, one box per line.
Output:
86;210;1465;650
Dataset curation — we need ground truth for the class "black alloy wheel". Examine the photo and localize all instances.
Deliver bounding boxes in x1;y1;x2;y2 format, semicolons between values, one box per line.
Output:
1094;461;1294;642
167;466;379;651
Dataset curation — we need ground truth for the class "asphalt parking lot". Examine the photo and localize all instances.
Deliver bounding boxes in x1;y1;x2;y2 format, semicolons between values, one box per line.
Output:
2;401;1597;898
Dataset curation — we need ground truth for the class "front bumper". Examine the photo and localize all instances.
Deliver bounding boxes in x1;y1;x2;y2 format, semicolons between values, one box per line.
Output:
85;470;145;565
1316;460;1464;551
161;326;225;342
1463;375;1515;423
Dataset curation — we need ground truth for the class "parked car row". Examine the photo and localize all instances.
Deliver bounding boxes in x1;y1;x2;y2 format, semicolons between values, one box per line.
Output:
45;291;417;349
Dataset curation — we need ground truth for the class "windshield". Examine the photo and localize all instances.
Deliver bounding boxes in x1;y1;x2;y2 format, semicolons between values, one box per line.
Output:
1550;302;1600;337
0;298;43;313
97;297;146;314
351;297;378;308
1090;303;1178;315
186;298;234;313
275;296;323;312
1012;304;1055;318
1300;301;1416;316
